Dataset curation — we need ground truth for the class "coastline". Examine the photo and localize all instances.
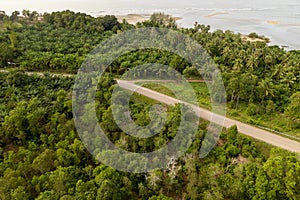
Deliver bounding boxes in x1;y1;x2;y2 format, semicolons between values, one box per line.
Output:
116;14;151;24
114;13;182;24
113;13;272;46
204;12;229;18
1;0;299;50
88;10;299;49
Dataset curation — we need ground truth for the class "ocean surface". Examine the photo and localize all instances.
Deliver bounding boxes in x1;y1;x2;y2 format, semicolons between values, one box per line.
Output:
1;0;300;49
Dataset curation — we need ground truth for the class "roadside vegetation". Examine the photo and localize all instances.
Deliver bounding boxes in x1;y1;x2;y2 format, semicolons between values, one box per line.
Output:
140;82;300;138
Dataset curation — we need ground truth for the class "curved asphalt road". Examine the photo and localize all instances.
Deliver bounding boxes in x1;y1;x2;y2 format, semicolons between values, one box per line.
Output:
117;80;300;153
1;69;299;153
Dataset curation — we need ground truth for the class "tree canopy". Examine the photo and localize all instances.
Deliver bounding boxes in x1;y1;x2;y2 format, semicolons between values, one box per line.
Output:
0;10;299;200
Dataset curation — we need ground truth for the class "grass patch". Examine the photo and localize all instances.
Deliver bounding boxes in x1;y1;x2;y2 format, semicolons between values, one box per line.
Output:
136;81;300;139
136;81;212;109
228;103;300;138
130;91;163;106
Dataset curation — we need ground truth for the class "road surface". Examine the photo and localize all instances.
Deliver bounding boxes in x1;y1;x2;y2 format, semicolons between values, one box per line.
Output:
1;70;299;153
117;80;300;153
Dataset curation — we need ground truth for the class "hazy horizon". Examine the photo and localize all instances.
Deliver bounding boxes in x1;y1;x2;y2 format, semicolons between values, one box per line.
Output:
1;0;297;15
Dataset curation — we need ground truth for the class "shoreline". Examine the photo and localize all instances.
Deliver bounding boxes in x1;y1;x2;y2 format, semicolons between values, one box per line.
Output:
4;7;295;49
113;13;272;46
204;12;229;18
112;13;182;24
85;10;295;49
115;14;151;24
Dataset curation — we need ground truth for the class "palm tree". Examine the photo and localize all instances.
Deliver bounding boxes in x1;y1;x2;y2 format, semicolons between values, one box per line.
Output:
10;11;20;22
233;58;244;72
29;11;39;21
246;53;258;74
280;71;296;88
258;78;274;105
22;10;30;18
272;64;285;81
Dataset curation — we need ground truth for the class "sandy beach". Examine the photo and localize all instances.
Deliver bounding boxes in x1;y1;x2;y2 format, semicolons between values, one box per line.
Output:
116;14;182;24
240;35;268;43
267;20;279;25
115;13;271;44
116;14;151;24
0;0;299;49
205;12;229;18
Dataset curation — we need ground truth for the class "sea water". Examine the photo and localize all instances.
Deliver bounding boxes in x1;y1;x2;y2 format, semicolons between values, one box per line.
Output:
1;0;300;49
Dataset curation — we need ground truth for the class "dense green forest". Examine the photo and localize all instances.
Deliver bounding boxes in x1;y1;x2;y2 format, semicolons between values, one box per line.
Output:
0;10;299;199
